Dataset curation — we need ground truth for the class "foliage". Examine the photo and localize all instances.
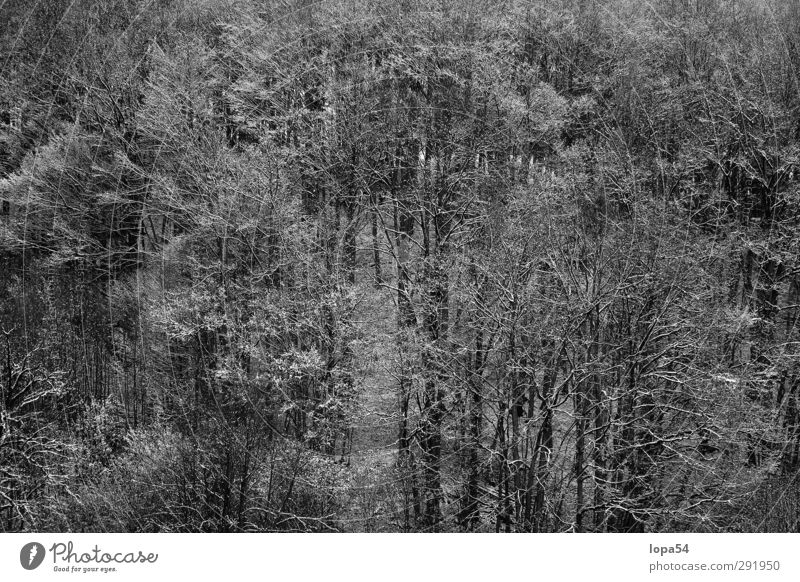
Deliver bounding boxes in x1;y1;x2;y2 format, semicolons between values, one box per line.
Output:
2;0;800;532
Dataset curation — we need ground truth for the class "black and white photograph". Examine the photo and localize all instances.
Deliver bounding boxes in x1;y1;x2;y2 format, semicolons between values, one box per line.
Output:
1;1;800;574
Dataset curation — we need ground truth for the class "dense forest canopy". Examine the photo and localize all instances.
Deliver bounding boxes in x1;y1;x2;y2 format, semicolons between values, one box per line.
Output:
2;0;800;532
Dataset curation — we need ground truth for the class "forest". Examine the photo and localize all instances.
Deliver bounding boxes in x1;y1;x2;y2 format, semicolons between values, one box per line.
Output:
2;0;800;533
